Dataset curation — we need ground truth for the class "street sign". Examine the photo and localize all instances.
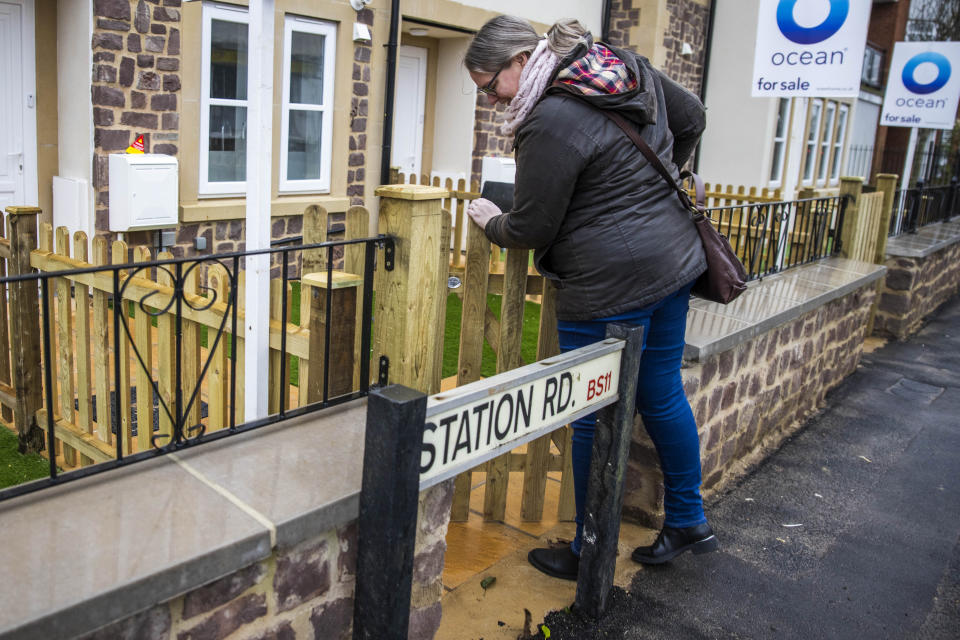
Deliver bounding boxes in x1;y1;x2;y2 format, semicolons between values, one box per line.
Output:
881;41;960;130
752;0;872;97
418;339;624;489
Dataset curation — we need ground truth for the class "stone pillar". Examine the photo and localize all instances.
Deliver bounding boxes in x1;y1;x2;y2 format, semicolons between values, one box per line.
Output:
372;184;453;639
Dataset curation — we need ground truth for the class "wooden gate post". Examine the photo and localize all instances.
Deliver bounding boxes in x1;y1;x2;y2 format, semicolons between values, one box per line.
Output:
5;207;44;453
372;184;449;393
873;174;899;264
839;177;864;259
365;184;450;638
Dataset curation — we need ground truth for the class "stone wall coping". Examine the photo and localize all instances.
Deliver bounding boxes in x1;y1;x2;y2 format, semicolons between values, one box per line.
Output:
0;399;366;640
685;257;886;361
885;219;960;258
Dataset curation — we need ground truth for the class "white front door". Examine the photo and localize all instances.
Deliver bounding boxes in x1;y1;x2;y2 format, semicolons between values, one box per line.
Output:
391;45;427;179
0;2;26;211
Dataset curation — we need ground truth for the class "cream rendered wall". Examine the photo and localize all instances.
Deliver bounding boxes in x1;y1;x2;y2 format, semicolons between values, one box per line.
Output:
698;0;775;189
56;0;93;213
455;0;603;35
432;37;475;179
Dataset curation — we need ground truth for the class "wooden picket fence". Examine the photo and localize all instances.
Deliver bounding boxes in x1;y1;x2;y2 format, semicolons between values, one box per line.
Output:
0;205;370;471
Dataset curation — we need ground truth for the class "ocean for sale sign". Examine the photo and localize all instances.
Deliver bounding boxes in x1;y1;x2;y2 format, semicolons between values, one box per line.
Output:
752;0;872;97
881;42;960;130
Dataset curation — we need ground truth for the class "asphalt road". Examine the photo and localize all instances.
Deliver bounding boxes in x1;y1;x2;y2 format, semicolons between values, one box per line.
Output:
543;294;960;639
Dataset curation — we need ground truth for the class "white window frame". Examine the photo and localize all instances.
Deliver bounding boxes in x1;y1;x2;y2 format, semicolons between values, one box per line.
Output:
768;98;791;187
279;15;336;194
199;3;249;197
829;104;849;185
816;101;836;186
802;99;822;185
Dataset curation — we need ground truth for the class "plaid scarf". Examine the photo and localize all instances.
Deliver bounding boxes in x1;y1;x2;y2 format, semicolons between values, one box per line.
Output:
555;43;638;96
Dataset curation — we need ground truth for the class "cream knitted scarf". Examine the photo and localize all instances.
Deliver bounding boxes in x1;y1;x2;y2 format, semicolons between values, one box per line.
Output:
499;39;559;136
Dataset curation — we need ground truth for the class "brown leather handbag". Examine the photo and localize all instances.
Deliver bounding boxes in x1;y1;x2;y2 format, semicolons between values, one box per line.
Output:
600;109;747;304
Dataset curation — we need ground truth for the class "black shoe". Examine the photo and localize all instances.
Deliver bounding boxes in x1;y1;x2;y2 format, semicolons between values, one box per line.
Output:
631;523;719;565
528;545;580;580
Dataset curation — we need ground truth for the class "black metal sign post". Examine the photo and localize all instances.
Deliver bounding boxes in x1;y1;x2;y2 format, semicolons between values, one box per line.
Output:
575;323;644;620
353;385;427;640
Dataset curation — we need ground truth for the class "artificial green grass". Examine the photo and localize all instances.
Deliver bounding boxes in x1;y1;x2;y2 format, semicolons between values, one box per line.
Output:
0;427;51;489
442;292;542;380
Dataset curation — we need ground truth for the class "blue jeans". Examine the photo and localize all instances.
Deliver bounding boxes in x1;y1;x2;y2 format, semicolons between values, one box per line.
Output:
559;281;707;556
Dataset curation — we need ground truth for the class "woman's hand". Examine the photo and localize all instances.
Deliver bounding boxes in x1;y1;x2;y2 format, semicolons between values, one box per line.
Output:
466;198;502;230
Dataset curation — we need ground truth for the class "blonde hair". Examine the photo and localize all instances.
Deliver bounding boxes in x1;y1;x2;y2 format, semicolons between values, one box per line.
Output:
465;15;589;73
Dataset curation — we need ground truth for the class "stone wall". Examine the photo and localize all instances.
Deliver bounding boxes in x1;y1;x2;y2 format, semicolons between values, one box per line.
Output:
91;0;182;240
470;98;509;186
873;243;960;340
661;0;710;95
624;285;877;528
606;0;641;51
75;480;452;640
78;522;357;640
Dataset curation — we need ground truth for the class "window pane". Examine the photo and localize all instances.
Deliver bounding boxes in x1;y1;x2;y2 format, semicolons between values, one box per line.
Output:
209;105;247;182
818;104;836;182
804;103;821;181
211;19;248;100
287;110;323;181
775;99;789;138
770;141;784;181
831;109;848;179
290;31;325;105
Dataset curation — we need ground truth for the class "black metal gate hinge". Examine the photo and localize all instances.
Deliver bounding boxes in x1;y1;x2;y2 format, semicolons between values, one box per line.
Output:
378;356;390;387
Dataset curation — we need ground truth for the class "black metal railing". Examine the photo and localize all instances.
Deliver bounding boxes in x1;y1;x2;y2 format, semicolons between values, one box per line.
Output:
846;145;960;187
890;178;960;236
0;235;392;502
704;195;848;282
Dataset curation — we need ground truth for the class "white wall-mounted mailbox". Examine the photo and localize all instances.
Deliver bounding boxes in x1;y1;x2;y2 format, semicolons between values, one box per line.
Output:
109;154;179;232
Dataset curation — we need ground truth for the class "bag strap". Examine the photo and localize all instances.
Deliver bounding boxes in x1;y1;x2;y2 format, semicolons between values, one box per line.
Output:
549;82;705;213
600;108;706;213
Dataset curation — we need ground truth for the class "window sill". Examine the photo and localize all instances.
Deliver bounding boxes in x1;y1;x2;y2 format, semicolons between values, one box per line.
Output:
180;195;351;223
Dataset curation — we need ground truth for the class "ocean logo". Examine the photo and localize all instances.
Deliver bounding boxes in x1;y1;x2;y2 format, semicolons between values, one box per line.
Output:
776;0;849;45
902;52;952;95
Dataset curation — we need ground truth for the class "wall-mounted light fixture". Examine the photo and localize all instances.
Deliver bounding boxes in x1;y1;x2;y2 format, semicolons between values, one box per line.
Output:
409;27;429;36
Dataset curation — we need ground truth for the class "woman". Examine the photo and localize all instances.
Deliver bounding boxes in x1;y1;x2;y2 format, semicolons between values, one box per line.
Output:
464;15;718;580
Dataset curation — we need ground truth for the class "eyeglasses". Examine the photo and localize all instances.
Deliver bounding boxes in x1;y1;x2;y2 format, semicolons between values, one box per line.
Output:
478;66;505;96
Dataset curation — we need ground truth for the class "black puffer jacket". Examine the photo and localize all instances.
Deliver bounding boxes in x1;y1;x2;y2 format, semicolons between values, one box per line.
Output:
484;41;707;321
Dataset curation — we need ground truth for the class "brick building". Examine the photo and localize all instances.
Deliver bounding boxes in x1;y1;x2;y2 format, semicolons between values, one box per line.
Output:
5;0;712;259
